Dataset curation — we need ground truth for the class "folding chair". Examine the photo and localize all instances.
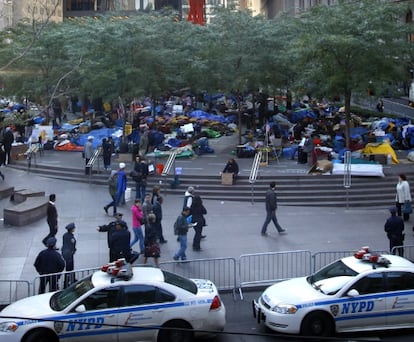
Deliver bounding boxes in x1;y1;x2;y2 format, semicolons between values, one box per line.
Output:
270;137;283;163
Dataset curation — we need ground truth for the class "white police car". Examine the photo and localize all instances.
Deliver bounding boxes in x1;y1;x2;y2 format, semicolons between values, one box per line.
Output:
253;247;414;337
0;259;226;342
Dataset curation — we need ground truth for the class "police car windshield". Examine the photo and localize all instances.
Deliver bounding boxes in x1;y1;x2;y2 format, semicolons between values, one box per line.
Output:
309;260;358;285
50;275;94;311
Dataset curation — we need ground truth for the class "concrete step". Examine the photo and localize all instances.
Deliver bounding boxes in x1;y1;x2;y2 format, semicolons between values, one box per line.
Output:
8;162;408;207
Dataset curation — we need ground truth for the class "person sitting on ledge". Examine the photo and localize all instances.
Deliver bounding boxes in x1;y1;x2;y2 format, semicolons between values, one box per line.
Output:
221;158;239;183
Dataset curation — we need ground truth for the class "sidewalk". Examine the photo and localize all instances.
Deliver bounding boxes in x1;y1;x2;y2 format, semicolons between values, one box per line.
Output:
0;155;406;286
1;124;413;287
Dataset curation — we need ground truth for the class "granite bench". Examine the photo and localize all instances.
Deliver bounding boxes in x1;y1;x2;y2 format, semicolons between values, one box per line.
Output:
12;189;46;204
4;197;48;226
0;185;14;200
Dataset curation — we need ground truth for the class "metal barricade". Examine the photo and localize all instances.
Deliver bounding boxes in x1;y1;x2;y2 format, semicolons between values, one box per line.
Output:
32;267;100;295
238;250;312;299
391;244;414;261
312;249;389;272
160;257;237;298
0;280;31;305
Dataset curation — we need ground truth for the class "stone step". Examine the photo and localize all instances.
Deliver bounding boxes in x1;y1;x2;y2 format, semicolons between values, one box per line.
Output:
8;162;406;207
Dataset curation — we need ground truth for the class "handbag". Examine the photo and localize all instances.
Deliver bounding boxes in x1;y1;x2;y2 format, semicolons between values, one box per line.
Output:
145;243;160;257
402;201;413;214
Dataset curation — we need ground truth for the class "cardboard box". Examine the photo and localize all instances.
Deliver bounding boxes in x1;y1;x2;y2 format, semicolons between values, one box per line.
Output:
308;160;333;174
317;160;333;173
221;173;233;185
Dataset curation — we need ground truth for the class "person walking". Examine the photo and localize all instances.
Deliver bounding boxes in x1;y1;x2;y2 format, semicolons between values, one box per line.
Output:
191;195;207;251
84;135;94;175
132;155;149;202
42;194;58;247
111;222;132;262
97;213;128;261
261;182;286;236
62;222;77;288
143;213;160;267
102;137;113;170
153;196;167;243
116;162;127;207
142;193;153;226
2;127;14;165
0;142;5;180
151;185;161;205
34;237;65;294
104;170;118;216
173;207;192;261
385;207;405;257
396;173;412;221
183;186;194;209
130;199;144;254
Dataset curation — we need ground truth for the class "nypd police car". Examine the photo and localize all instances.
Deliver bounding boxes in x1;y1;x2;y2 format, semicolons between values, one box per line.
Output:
0;259;226;342
253;247;414;337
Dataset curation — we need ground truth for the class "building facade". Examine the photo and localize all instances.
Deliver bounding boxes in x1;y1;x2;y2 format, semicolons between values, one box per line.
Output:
0;0;412;29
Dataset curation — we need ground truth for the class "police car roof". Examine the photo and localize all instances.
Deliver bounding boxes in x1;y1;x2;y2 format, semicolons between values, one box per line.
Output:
342;254;414;273
92;266;164;287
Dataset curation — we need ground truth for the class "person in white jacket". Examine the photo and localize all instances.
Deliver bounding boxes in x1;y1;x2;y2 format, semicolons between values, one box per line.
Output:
395;173;412;221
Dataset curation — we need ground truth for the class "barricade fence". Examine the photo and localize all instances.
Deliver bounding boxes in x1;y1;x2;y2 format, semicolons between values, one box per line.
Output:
4;248;406;304
0;280;30;305
159;257;237;298
238;250;312;299
312;249;389;273
32;267;100;296
391;244;414;261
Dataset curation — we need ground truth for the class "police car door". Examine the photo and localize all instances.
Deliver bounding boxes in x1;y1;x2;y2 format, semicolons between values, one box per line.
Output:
384;271;414;327
60;287;120;341
336;272;387;331
117;284;175;342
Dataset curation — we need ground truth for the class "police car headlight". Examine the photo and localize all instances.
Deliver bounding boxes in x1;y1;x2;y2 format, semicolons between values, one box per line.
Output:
272;304;297;314
0;321;18;332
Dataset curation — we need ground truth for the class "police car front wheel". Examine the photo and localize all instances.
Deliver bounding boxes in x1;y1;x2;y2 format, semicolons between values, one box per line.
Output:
301;311;333;337
24;329;58;342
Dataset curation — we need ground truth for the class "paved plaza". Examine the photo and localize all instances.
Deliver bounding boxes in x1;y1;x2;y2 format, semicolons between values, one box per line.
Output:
0;137;408;288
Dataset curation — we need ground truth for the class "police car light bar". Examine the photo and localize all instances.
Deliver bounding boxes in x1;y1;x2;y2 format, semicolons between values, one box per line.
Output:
354;247;391;267
101;258;133;280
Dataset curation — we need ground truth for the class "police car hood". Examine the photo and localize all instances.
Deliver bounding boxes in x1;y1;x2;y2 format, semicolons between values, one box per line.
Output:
263;277;328;305
0;292;56;319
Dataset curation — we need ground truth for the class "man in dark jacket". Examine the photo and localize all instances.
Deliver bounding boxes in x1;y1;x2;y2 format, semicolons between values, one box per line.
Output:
385;207;405;256
97;213;128;261
34;237;65;294
2;127;14;165
111;222;132;262
62;222;77;288
261;182;286;236
153;196;167;243
132;155;149;202
173;207;192;261
42;194;58;246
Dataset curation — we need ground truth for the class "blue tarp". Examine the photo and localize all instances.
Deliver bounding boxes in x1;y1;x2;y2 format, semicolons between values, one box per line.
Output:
73;128;120;149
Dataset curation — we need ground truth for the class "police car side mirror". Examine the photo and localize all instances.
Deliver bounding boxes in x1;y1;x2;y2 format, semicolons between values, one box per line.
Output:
75;304;86;313
347;289;359;297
